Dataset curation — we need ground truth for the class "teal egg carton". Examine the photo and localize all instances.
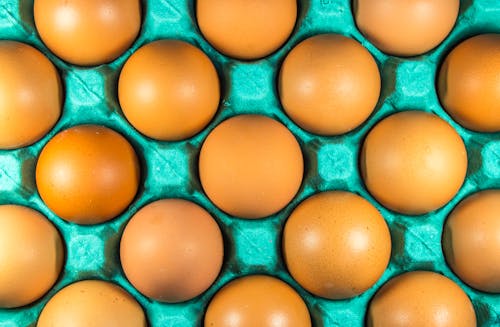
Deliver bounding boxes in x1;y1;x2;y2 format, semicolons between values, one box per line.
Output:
0;0;499;326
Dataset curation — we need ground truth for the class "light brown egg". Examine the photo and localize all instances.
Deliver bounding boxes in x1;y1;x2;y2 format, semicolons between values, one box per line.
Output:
37;280;146;327
443;189;500;293
118;40;220;141
204;275;311;327
360;111;467;215
199;115;303;219
353;0;459;56
279;34;380;135
34;0;141;66
0;41;62;149
283;191;391;299
0;205;64;308
120;199;224;303
367;271;476;327
36;125;140;224
438;34;500;132
196;0;297;60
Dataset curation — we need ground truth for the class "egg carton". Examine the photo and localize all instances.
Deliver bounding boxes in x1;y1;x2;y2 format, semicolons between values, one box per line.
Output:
0;0;499;326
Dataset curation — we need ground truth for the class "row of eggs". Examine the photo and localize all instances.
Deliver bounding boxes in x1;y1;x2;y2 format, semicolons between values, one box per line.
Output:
2;187;498;325
2;31;499;152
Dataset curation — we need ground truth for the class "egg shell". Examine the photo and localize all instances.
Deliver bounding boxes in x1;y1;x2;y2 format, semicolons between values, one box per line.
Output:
36;125;140;224
196;0;297;60
204;275;311;327
37;280;147;327
0;41;62;149
120;198;224;303
443;189;500;293
353;0;459;56
0;205;64;308
34;0;141;66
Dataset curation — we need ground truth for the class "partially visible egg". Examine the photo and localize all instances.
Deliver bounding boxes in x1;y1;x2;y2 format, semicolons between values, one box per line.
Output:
443;189;500;293
360;111;467;215
37;280;147;327
353;0;460;56
283;191;391;299
367;271;476;327
438;34;500;132
0;41;62;149
34;0;141;66
204;275;311;327
199;114;304;219
196;0;297;60
0;205;64;308
120;199;224;303
36;125;140;224
118;40;220;141
279;34;380;135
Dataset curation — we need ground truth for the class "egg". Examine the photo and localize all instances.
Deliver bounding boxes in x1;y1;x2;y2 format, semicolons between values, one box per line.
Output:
196;0;297;60
438;34;500;132
120;199;224;303
0;41;62;149
204;275;311;327
118;40;220;141
360;111;467;215
0;205;64;308
367;271;476;327
37;280;146;327
199;114;303;219
279;34;380;135
283;191;391;299
442;189;500;293
36;125;140;224
353;0;460;56
34;0;141;66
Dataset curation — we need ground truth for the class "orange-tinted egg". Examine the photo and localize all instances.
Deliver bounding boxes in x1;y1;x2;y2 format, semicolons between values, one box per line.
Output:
283;191;391;299
36;125;140;224
204;275;311;327
438;34;500;132
443;189;500;293
279;34;380;135
196;0;297;60
367;271;476;327
0;41;62;149
0;205;64;308
34;0;141;66
199;115;303;219
37;280;146;327
361;111;467;215
353;0;459;56
120;199;224;303
118;40;220;141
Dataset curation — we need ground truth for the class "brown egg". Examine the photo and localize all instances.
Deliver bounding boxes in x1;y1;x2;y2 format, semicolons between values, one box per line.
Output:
204;275;311;327
120;199;224;303
196;0;297;60
443;189;500;293
37;280;146;327
34;0;141;66
367;271;476;327
199;115;303;219
118;40;220;141
353;0;459;56
360;111;467;215
279;34;380;135
0;41;62;149
283;191;391;299
36;125;140;224
438;34;500;132
0;205;64;308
